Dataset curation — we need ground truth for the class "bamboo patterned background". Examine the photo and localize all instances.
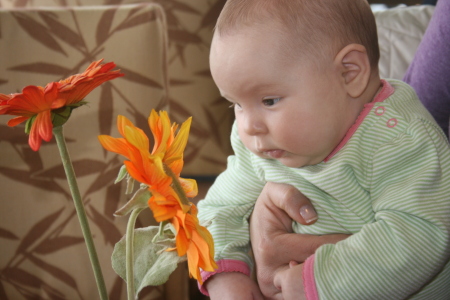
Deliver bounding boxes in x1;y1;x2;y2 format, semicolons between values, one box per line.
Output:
0;0;228;299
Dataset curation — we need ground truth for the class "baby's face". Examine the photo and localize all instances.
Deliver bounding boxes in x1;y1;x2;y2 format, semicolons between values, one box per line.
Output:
210;27;358;168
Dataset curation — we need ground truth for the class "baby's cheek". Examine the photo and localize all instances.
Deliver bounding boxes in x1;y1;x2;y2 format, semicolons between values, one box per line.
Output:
237;128;252;150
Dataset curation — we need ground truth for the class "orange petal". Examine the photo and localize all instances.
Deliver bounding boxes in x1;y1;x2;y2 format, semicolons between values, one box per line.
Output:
166;117;191;160
12;86;47;113
44;82;63;108
124;161;148;184
51;97;67;109
27;85;55;111
7;116;29;127
174;220;189;257
144;157;171;187
98;61;117;73
58;60;123;105
149;110;170;155
28;111;52;151
98;136;130;157
165;158;184;175
191;228;216;272
124;125;149;153
0;93;12;102
149;205;177;222
178;178;198;198
148;190;178;222
36;110;53;142
175;209;189;235
28;123;42;151
186;242;201;282
117;115;134;138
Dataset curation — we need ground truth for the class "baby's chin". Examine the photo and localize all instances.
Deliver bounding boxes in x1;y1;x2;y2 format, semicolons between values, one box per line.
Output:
278;158;307;168
250;150;310;168
270;153;324;168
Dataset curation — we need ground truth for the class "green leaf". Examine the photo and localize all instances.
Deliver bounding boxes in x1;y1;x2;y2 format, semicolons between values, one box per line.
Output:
54;106;71;118
68;100;88;108
51;106;71;127
24;115;36;135
126;176;136;194
111;226;185;294
50;101;88;128
114;187;150;217
114;165;128;184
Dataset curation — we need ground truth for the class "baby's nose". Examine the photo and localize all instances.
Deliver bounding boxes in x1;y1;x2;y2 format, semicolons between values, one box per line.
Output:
242;112;266;135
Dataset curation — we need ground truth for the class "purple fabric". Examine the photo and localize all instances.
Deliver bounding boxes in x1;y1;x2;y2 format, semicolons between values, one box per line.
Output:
403;0;450;137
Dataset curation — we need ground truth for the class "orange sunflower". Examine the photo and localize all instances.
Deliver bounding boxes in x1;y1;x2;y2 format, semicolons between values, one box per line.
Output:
0;59;123;151
99;111;217;283
99;114;182;220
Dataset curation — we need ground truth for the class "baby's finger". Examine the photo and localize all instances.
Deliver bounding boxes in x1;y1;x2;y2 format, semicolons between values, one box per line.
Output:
273;267;287;292
289;260;299;268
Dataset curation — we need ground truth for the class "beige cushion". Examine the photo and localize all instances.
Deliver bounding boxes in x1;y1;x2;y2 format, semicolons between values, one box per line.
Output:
375;5;435;80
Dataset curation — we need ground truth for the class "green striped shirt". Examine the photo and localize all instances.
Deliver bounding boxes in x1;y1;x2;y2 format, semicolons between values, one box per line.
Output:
198;79;450;299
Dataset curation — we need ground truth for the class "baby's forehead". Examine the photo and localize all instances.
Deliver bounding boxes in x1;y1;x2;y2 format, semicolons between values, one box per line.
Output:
212;23;327;65
213;20;292;49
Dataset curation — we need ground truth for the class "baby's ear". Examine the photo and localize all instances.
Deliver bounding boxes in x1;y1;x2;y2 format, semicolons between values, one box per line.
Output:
334;44;371;98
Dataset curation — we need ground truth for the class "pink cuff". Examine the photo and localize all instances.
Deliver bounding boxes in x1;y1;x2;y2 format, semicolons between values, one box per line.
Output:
303;255;319;300
198;259;251;296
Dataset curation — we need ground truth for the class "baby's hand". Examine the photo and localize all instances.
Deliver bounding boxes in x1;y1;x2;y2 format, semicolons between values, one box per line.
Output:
273;261;307;300
205;272;264;300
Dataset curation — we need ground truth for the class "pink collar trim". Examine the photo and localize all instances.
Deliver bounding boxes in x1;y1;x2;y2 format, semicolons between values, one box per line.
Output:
324;80;394;162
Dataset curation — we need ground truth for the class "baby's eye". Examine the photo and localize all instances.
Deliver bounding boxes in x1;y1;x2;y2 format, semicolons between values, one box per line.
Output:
262;98;281;106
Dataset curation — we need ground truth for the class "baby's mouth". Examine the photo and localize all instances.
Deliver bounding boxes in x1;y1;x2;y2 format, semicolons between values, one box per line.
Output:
261;149;285;159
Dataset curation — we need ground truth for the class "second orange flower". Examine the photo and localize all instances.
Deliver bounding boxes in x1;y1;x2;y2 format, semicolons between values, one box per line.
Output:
99;110;217;283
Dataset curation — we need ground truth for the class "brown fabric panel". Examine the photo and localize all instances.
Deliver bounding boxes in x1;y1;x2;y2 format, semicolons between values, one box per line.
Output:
0;0;232;177
0;3;169;299
1;1;228;299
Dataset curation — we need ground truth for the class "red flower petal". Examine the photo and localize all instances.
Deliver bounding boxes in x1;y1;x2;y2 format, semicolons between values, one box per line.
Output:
7;116;29;127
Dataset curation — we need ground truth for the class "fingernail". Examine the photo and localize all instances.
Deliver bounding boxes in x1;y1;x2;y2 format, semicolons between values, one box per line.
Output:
300;204;318;224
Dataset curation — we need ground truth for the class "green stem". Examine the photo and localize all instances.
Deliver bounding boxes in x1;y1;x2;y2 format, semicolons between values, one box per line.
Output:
157;220;168;238
163;164;190;208
53;126;108;300
125;208;144;300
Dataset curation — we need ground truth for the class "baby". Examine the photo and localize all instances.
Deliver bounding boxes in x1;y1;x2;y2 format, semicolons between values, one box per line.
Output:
198;0;450;299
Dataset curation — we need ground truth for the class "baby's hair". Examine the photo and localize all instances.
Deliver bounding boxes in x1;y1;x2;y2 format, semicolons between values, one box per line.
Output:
215;0;380;69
